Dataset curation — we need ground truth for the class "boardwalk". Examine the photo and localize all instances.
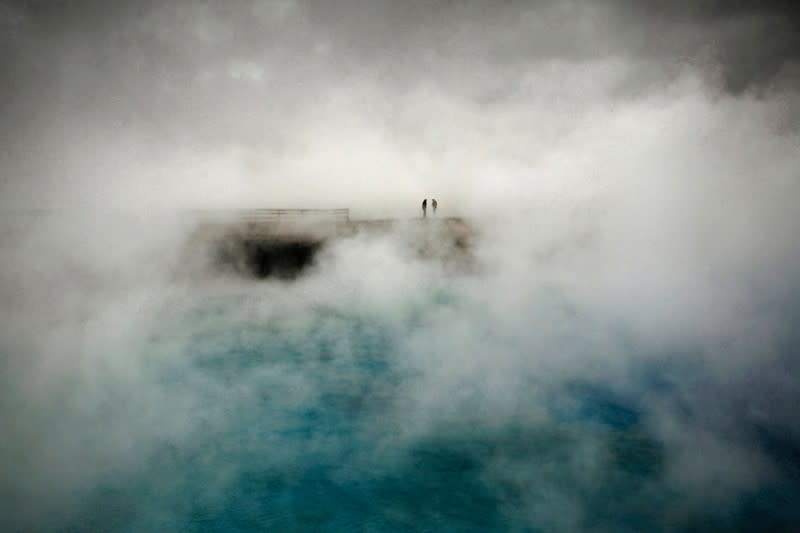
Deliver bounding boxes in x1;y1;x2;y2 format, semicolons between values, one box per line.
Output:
187;208;476;279
191;208;472;242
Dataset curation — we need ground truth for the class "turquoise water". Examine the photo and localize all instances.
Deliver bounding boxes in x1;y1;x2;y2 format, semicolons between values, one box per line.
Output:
3;273;799;532
18;283;787;533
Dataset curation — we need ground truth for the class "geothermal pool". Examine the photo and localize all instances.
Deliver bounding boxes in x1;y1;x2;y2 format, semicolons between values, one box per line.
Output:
2;216;799;531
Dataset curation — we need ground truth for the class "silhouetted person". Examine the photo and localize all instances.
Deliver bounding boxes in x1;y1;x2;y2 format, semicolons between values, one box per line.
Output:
422;198;427;218
431;198;438;215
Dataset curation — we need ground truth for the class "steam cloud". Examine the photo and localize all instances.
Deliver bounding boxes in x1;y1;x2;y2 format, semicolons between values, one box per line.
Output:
1;0;799;530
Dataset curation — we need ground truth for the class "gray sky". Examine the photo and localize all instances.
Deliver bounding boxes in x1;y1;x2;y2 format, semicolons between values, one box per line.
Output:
1;0;798;210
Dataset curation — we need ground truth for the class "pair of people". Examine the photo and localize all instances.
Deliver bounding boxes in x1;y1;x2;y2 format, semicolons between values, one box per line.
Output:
421;198;438;218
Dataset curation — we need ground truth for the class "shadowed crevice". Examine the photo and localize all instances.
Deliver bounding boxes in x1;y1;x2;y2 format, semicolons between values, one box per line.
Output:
214;237;323;280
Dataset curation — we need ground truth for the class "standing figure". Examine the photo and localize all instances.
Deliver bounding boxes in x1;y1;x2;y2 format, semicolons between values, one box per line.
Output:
422;198;427;218
431;198;438;215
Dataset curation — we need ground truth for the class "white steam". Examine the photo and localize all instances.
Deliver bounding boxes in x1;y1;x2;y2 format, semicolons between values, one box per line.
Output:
1;0;799;529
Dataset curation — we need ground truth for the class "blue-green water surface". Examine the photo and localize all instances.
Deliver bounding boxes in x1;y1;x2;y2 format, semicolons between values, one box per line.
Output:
43;286;800;532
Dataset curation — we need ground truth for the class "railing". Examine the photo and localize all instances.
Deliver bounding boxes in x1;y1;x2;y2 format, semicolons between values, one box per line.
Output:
229;208;350;223
194;208;350;224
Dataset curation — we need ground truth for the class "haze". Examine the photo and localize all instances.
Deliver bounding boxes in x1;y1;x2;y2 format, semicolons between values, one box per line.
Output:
1;1;799;530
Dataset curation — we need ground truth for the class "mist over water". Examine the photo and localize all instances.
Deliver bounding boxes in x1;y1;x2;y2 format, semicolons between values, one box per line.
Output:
2;201;799;531
2;0;800;531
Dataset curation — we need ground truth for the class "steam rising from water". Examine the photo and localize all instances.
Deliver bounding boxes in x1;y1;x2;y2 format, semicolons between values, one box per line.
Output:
3;189;799;530
2;0;800;530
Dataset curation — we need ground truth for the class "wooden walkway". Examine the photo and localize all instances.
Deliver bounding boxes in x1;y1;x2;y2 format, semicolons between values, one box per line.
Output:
190;209;473;247
187;209;476;278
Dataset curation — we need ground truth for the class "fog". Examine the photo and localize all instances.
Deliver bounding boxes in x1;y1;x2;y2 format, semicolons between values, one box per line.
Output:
2;0;800;530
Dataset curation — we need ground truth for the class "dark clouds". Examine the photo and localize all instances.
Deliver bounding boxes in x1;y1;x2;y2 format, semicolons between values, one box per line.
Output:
8;1;799;84
0;0;798;206
4;0;800;117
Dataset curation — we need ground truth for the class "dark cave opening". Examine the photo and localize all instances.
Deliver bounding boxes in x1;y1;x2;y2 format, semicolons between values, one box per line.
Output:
214;237;324;280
